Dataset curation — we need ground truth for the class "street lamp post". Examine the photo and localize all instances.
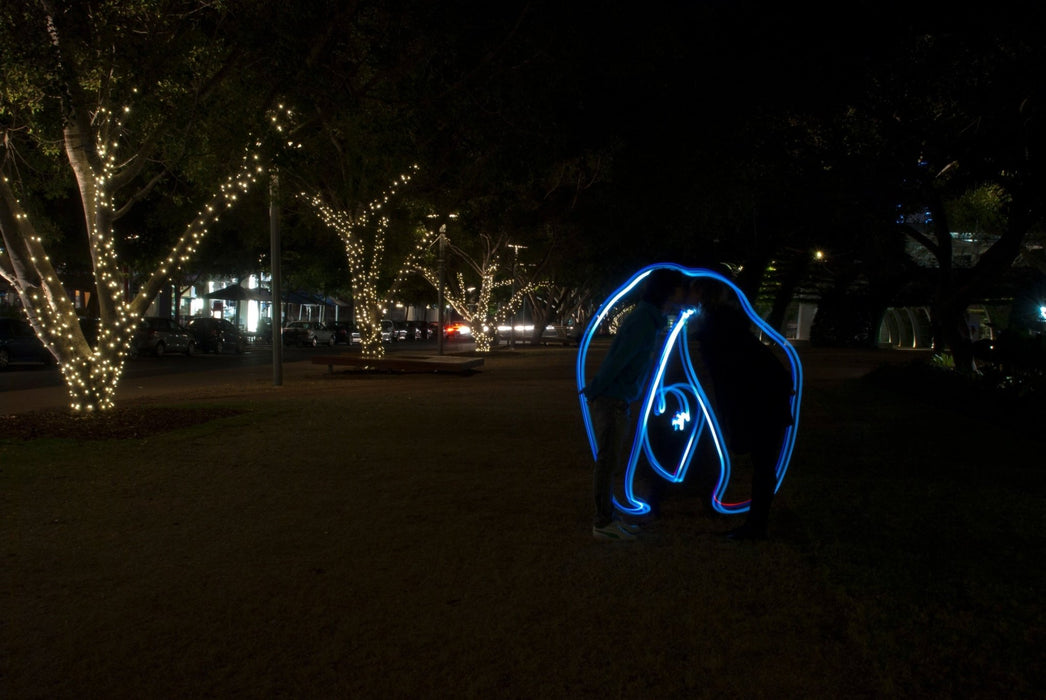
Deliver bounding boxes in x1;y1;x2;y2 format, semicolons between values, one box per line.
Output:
438;225;446;356
269;167;283;386
508;243;526;348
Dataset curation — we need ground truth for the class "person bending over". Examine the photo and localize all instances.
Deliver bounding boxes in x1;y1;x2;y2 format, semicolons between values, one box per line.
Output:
582;269;685;542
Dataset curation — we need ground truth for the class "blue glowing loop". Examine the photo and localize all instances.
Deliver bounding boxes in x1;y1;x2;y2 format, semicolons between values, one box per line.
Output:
577;264;804;516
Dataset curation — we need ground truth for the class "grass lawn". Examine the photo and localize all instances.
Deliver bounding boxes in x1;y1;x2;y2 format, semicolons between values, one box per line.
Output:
2;346;1043;698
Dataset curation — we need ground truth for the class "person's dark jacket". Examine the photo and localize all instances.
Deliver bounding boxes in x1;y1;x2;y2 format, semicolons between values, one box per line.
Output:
691;304;793;453
583;301;667;402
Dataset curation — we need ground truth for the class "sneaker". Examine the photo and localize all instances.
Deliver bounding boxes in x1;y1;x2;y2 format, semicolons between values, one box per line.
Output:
592;521;637;542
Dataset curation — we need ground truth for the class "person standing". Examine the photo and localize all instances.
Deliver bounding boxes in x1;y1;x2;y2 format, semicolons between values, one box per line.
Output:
688;276;794;540
582;269;685;541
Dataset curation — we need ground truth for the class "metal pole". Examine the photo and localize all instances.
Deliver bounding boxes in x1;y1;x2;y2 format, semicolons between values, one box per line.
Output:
510;246;516;348
269;168;283;386
508;243;526;348
438;226;446;356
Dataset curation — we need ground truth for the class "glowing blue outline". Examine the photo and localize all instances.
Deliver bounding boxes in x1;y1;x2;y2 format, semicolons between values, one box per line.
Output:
577;264;803;516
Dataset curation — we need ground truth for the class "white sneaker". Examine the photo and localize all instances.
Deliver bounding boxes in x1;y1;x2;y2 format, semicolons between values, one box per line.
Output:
592;521;637;542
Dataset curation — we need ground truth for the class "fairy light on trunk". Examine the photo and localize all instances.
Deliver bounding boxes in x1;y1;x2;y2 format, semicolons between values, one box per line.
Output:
397;226;533;352
1;102;298;413
303;165;419;360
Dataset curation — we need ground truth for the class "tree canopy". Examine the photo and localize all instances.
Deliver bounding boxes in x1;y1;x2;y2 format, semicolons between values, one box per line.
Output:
3;1;1045;389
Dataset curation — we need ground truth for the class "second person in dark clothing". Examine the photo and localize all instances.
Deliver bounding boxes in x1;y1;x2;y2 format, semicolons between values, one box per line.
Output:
688;276;794;540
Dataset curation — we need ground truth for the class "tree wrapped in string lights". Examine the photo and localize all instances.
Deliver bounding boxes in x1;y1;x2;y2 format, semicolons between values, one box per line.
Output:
0;105;295;412
398;225;531;353
303;166;419;360
0;3;298;412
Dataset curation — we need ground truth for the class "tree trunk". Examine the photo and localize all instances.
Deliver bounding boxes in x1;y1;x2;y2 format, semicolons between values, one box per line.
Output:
922;189;1039;373
59;354;126;412
527;293;555;345
473;327;496;352
355;299;385;359
527;315;547;346
64;124;122;327
933;294;976;372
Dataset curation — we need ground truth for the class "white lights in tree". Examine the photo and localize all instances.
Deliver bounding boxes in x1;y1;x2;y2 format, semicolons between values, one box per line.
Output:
303;165;419;360
398;228;532;353
0;104;297;412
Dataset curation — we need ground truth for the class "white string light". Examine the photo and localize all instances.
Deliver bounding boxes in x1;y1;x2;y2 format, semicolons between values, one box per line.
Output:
397;229;533;353
303;165;419;359
2;101;297;412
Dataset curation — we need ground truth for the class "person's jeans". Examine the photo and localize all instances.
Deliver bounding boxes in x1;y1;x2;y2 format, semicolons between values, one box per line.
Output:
590;395;629;527
745;426;787;535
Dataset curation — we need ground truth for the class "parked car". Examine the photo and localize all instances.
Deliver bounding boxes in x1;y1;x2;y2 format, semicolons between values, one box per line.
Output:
391;320;421;341
0;317;55;368
406;320;432;340
134;316;197;357
330;321;356;345
349;321;393;344
540;324;579;346
187;317;248;354
282;320;336;347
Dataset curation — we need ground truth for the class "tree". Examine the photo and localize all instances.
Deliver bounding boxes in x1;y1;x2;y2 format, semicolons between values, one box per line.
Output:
398;218;529;353
859;13;1046;370
0;1;292;411
304;167;418;358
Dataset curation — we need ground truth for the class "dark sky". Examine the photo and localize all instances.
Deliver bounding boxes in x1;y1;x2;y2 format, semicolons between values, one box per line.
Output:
545;1;1046;129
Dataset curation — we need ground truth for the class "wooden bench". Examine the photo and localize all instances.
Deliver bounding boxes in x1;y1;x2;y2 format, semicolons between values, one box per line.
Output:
311;354;484;375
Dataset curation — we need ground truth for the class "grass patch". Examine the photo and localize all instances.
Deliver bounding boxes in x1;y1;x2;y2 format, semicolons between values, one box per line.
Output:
2;348;1042;697
789;370;1044;697
0;403;245;441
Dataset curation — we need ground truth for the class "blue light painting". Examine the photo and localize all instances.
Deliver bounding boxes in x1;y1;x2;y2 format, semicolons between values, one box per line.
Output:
577;264;804;516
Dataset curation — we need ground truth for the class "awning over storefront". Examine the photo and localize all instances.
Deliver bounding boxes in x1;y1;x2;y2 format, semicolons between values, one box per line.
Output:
203;284;271;302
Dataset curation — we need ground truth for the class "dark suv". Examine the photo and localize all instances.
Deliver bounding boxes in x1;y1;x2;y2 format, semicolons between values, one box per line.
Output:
0;317;55;368
187;317;248;354
134;317;197;357
330;321;356;345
